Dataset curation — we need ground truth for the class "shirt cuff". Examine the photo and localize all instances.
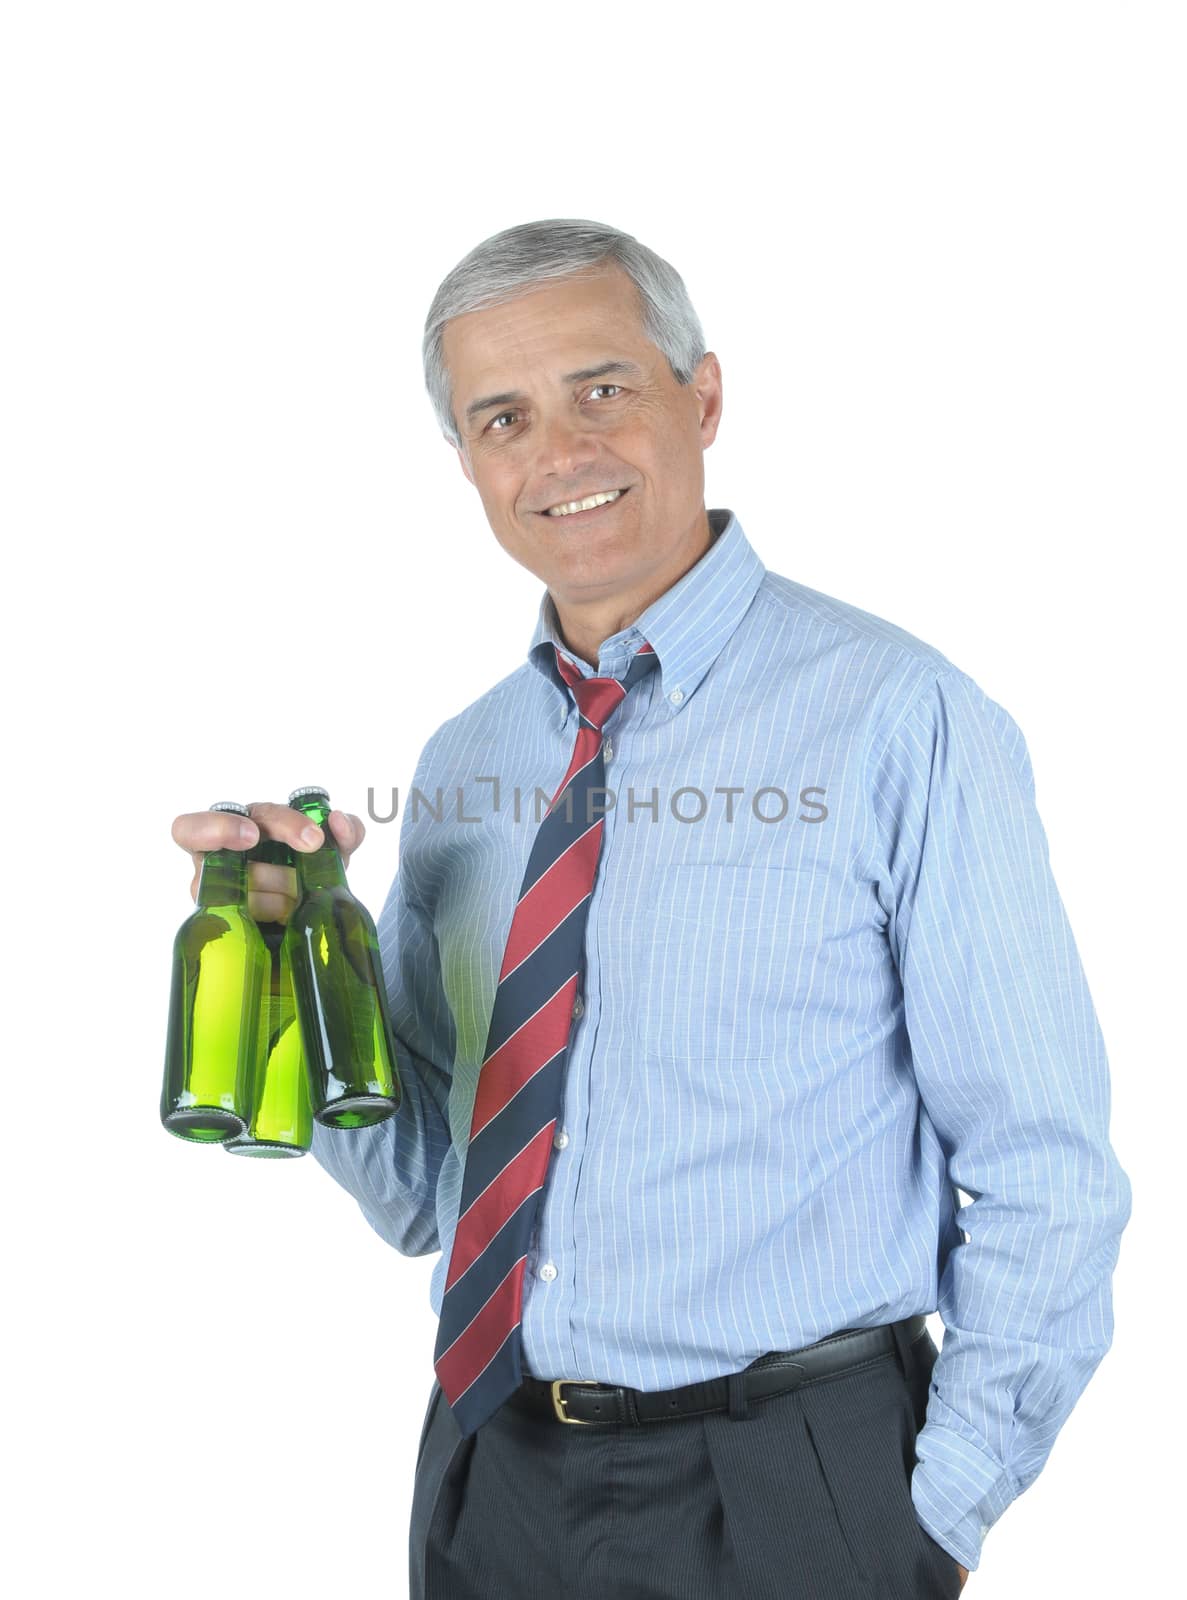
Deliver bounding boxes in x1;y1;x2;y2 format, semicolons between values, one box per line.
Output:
909;1396;1019;1572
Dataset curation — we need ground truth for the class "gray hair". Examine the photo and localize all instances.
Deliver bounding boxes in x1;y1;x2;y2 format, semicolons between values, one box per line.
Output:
422;218;707;451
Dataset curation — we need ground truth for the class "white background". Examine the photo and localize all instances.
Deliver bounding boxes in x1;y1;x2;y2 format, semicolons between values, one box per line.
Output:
4;3;1182;1595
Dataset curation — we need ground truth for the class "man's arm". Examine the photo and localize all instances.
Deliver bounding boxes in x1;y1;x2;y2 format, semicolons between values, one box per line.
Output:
309;772;455;1256
868;666;1133;1574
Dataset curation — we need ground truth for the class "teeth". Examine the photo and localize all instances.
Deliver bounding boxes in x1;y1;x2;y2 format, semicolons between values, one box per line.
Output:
546;489;624;517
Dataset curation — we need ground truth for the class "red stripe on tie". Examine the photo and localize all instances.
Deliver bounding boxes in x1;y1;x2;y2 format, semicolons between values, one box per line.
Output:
444;1121;557;1291
469;976;578;1140
549;725;603;809
435;1255;528;1403
498;822;605;978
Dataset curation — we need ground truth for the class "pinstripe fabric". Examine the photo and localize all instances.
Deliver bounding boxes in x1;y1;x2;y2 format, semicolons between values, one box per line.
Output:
310;507;1132;1573
433;641;659;1436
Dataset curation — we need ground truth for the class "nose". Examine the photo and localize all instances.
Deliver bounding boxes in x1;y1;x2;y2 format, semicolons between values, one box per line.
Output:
535;411;598;480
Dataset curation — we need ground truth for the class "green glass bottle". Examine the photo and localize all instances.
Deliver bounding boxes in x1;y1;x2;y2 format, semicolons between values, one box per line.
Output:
284;786;401;1129
224;839;313;1159
161;802;268;1144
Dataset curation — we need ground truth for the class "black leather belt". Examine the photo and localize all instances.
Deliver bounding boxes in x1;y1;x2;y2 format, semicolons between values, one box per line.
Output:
511;1313;929;1426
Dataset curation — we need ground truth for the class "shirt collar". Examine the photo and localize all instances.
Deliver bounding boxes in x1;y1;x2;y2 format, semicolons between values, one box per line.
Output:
526;507;766;720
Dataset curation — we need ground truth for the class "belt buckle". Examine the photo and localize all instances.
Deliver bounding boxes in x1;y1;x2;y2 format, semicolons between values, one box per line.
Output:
551;1379;603;1424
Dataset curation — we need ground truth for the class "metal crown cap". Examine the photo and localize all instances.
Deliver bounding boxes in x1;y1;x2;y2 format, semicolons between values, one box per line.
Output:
209;801;250;817
288;786;330;806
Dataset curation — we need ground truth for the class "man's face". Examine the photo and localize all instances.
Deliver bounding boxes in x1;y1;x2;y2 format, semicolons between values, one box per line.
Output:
443;263;722;610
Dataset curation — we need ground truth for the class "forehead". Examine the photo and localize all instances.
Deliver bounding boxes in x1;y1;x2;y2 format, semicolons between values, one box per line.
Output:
443;264;651;390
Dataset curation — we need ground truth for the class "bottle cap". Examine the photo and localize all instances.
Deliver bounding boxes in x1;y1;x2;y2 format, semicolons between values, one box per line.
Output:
209;801;250;816
288;786;330;806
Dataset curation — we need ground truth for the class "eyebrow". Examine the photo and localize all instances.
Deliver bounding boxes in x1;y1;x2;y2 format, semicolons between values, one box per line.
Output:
463;360;644;425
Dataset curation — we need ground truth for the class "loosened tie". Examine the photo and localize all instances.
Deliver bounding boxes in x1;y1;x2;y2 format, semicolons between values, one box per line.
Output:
433;638;660;1436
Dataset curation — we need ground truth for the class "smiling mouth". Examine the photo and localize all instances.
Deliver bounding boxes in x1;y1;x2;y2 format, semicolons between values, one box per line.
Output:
536;486;632;520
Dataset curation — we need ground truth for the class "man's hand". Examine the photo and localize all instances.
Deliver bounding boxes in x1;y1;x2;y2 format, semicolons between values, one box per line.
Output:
957;1562;969;1589
171;800;366;924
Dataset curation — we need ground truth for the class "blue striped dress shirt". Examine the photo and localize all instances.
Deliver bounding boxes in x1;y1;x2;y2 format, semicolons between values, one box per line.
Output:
310;506;1132;1572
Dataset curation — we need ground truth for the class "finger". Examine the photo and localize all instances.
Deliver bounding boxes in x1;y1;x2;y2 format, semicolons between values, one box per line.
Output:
172;809;259;857
328;809;365;858
247;887;299;925
246;800;326;853
246;861;298;898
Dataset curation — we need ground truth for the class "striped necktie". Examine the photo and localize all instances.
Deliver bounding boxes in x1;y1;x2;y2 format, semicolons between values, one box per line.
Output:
433;636;660;1437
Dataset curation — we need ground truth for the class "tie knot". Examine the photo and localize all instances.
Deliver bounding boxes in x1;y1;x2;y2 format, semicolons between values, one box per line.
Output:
553;640;658;731
570;675;624;731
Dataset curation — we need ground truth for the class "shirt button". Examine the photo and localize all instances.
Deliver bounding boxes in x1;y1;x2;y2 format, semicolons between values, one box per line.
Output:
668;686;684;704
572;994;584;1019
538;1262;558;1281
553;1128;569;1150
603;736;614;764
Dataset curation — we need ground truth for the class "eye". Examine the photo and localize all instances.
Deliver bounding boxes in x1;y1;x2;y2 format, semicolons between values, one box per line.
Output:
485;384;623;434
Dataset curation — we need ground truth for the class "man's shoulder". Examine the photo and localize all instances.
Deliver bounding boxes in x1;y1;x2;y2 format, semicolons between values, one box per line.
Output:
746;569;977;743
755;568;957;683
756;569;1032;772
412;661;542;770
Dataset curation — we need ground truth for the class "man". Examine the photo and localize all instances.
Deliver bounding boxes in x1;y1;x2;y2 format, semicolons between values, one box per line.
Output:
172;218;1132;1599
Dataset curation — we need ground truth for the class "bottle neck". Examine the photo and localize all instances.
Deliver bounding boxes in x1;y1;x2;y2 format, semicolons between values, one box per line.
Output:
248;838;296;936
294;797;347;891
196;848;248;907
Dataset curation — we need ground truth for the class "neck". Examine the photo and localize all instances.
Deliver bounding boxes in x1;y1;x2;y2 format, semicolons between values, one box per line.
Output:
551;507;714;668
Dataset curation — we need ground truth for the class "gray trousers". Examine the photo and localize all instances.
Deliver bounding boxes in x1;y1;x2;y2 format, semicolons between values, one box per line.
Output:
409;1326;964;1599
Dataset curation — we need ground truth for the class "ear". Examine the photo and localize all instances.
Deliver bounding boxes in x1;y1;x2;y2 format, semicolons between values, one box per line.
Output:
454;442;474;487
693;352;724;450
